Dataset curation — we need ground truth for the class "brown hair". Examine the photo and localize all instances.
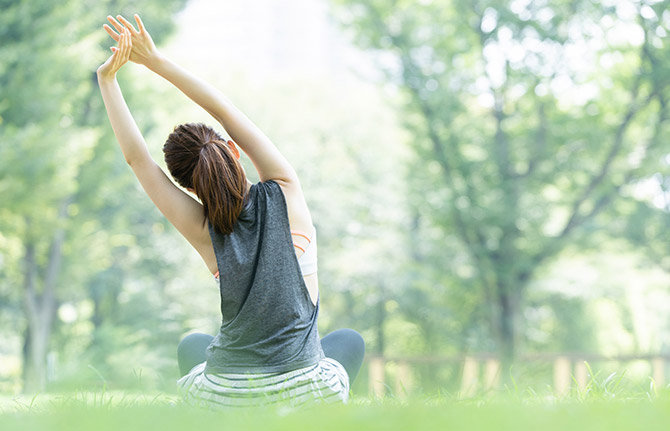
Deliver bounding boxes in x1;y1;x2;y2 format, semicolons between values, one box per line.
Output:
163;123;247;235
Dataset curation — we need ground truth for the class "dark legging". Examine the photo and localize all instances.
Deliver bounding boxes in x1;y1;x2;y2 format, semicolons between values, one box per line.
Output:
177;328;365;385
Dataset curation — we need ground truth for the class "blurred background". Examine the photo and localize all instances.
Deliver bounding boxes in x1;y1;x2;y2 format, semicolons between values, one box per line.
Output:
0;0;669;398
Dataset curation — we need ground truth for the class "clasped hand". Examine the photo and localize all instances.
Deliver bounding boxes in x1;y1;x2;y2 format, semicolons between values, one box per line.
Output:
97;14;158;80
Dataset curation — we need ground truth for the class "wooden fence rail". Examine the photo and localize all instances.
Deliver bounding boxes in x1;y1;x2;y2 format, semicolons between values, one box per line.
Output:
366;354;670;398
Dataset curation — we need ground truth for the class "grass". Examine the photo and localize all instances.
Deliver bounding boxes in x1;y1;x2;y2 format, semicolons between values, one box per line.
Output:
3;389;670;431
2;395;670;431
3;367;670;431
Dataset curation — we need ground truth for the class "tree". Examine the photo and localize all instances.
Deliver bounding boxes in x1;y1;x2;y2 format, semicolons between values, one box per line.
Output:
620;172;670;274
0;0;187;392
332;0;670;366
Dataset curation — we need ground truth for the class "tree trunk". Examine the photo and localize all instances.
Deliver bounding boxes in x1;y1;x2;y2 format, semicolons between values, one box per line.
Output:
23;303;53;393
497;288;515;370
22;234;48;393
495;278;522;377
22;199;69;393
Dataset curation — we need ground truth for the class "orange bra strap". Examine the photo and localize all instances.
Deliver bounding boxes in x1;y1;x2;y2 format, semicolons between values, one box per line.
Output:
291;231;312;243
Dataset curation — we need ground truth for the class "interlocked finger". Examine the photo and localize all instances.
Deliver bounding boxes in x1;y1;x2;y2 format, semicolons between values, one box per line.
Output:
121;28;132;61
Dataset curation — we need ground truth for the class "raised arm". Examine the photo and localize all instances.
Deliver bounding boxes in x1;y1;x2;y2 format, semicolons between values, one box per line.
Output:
106;14;298;186
97;27;213;269
97;28;150;165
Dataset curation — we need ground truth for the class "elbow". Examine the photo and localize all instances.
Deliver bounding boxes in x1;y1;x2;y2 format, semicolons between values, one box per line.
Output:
124;152;154;171
124;154;144;168
123;149;150;167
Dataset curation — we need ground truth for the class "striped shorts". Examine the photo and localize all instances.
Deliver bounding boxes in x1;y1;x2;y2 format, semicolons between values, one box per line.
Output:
177;357;349;409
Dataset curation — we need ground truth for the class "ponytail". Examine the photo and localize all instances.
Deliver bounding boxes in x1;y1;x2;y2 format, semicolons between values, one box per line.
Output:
193;141;247;234
163;123;247;235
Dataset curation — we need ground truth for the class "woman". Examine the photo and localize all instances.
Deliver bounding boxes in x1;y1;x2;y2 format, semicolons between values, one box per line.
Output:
97;14;365;408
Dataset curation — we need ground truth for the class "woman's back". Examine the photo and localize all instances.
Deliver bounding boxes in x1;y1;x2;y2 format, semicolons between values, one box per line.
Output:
206;181;323;373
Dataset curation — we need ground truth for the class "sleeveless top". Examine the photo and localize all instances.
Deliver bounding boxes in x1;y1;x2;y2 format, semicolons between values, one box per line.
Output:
204;180;325;374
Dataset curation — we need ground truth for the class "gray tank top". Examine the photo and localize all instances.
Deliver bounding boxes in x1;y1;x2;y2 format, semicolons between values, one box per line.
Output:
204;180;324;374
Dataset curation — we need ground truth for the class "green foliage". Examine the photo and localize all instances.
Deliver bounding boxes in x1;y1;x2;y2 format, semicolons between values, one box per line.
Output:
618;177;670;273
0;0;188;393
332;0;670;360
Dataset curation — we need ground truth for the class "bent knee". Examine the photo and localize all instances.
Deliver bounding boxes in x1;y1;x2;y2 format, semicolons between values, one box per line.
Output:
177;333;213;354
339;328;365;354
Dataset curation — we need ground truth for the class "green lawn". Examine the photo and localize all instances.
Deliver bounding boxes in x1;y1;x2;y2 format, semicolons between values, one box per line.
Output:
2;392;670;431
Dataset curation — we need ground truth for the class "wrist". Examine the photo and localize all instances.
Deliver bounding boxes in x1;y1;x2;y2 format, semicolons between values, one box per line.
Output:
145;52;167;71
96;70;117;84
